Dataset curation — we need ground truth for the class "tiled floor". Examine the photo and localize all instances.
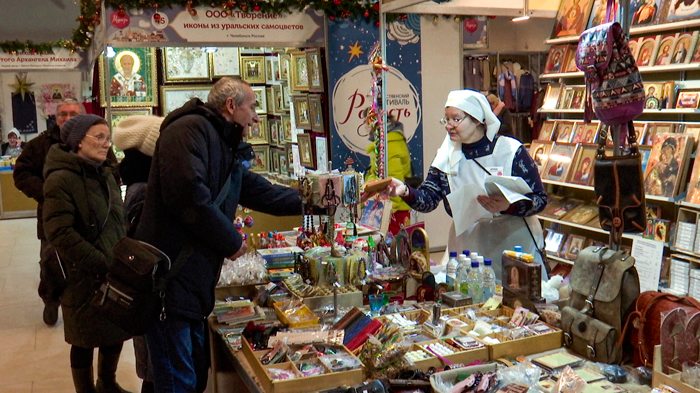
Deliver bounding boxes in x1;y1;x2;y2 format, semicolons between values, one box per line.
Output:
0;218;141;393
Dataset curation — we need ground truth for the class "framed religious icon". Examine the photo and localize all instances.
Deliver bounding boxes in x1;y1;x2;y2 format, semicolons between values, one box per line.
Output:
240;56;266;84
284;143;295;173
551;0;593;38
686;151;700;204
160;85;211;115
637;36;660;67
529;140;554;176
564;235;587;260
644;122;675;145
241;47;264;54
270;84;285;115
246;115;269;145
162;47;212;83
297;133;315;168
682;123;700;143
290;51;309;91
653;34;677;66
279;149;289;174
270;148;280;173
559;86;576;109
109;108;153;160
632;122;648;144
644;133;692;197
251;145;270;172
676;89;700;109
280;84;292;111
629;38;641;61
568;144;597;185
661;81;676;108
281;115;293;143
306;48;325;93
211;47;240;77
691;35;700;63
99;47;158;108
544;143;579;182
265;56;277;84
308;94;324;133
563;204;599;225
570;86;586;109
563;46;579;73
269;119;281;147
543;83;564;110
671;32;695;64
278;53;291;81
575;121;600;143
265;87;274;115
251;86;267;114
544;45;570;74
660;0;700;23
315;136;328;172
588;0;618;28
292;94;311;130
630;0;661;26
553;120;576;143
644;82;664;109
539;121;557;140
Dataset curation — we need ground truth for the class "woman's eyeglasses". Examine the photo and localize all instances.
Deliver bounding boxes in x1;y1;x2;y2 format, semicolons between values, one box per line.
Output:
440;117;467;126
84;134;112;145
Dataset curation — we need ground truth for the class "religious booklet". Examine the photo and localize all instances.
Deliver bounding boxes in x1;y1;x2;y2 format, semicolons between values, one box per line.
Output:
484;175;533;204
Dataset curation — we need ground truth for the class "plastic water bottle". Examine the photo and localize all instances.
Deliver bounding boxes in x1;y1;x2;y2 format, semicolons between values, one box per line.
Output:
476;255;484;273
446;251;459;291
467;260;483;303
482;259;496;301
457;257;471;294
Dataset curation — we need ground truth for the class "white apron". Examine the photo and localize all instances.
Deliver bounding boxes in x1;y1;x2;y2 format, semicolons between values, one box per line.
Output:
433;136;547;282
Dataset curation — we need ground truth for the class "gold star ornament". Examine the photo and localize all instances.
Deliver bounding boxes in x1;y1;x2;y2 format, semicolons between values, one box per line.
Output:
9;73;35;101
347;40;364;63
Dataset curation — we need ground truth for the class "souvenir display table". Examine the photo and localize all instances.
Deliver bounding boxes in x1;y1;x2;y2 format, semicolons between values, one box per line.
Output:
0;170;36;219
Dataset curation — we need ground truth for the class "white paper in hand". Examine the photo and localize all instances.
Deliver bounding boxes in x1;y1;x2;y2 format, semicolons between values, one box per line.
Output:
486;182;532;204
446;183;491;237
484;175;533;194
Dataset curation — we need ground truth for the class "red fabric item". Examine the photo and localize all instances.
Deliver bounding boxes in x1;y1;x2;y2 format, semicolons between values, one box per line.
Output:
389;210;411;236
345;319;383;351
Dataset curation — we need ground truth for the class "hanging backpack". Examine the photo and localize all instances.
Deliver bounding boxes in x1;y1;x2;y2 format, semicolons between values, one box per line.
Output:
575;0;644;125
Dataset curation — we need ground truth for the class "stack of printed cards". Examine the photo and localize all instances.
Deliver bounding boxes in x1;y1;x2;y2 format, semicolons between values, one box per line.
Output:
675;221;697;250
690;269;700;300
670;258;691;294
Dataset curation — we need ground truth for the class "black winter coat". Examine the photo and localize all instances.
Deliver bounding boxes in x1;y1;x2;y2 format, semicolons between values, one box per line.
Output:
135;98;301;320
42;144;130;347
14;125;120;239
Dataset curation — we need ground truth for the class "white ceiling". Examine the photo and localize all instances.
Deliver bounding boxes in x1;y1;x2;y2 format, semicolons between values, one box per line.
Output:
0;0;80;43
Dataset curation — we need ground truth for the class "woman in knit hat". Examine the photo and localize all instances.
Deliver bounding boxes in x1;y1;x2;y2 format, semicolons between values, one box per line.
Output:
42;114;133;393
113;115;163;393
2;128;22;157
367;90;548;281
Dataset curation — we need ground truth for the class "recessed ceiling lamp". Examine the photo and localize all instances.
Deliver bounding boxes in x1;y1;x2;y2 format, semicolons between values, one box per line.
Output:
512;0;531;21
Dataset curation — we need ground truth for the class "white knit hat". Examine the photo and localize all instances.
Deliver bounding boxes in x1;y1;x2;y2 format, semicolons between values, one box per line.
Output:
444;90;501;141
113;115;164;157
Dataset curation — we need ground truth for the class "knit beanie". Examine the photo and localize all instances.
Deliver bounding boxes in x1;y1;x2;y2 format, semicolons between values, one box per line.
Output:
61;114;106;152
113;115;164;157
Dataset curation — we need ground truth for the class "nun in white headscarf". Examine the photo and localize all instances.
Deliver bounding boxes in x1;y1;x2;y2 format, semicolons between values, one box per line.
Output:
383;89;549;281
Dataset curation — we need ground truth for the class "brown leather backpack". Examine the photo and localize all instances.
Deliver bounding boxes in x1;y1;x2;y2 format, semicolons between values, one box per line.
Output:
562;247;640;364
624;291;700;367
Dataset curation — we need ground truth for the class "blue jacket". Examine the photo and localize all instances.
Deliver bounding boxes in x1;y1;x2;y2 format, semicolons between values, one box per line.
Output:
135;98;301;320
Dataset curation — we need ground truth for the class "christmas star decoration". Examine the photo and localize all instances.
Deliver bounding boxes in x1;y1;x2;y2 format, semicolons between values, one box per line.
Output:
348;40;364;63
9;74;34;101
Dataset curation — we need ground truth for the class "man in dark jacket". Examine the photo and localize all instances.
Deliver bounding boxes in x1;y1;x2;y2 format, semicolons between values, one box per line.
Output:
135;78;302;392
13;98;83;326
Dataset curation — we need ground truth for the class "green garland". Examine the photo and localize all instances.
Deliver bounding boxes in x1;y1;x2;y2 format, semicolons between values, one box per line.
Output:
0;0;466;55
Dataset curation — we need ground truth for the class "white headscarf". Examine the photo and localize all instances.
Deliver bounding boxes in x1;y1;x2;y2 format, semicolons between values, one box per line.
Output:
444;89;501;141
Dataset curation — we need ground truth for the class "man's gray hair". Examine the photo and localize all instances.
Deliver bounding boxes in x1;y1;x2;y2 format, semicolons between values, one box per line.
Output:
208;77;250;110
56;98;85;114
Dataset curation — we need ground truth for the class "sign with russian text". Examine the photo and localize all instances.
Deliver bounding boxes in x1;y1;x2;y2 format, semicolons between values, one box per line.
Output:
0;49;85;70
328;17;423;176
106;6;324;45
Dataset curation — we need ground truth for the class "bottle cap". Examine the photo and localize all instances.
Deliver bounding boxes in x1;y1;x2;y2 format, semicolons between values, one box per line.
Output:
462;250;470;256
514;245;523;252
449;251;458;257
477;256;484;263
471;260;479;268
485;259;492;266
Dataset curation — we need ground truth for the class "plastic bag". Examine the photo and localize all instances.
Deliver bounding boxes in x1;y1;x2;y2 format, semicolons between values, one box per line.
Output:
554;366;586;393
217;252;268;286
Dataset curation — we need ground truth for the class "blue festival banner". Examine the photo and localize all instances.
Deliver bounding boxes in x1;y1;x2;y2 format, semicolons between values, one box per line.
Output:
328;16;423;177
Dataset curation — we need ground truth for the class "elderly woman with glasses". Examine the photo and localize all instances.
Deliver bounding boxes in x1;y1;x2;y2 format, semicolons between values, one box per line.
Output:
42;114;132;393
384;90;548;280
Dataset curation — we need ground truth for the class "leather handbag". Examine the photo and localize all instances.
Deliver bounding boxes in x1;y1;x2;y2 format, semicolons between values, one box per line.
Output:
563;246;640;364
594;122;646;238
575;0;644;125
624;291;700;367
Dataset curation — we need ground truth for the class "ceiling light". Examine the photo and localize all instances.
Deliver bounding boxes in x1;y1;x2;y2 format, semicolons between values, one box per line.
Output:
512;0;530;22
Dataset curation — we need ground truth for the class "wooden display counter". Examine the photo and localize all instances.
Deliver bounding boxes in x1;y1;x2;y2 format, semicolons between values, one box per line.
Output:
0;171;36;219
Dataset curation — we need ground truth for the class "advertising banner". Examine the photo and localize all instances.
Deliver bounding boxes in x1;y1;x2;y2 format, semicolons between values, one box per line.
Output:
327;16;423;177
0;49;85;70
106;7;324;46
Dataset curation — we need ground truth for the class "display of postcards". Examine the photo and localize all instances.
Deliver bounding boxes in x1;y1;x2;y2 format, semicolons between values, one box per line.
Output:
562;204;599;224
538;121;556;140
676;89;700;109
553;121;575;143
543;198;584;220
674;221;697;250
544;45;570;74
644;82;664;109
637;36;660;67
654;34;677;66
568;144;596;185
686;151;700;204
671;32;695;64
630;0;661;26
571;122;599;144
543;143;579;182
643;123;675;145
628;38;641;61
542;83;564;110
643;133;692;197
563;45;579;73
551;0;593;38
640;146;652;175
526;323;557;335
529;140;554;176
564;235;586;260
